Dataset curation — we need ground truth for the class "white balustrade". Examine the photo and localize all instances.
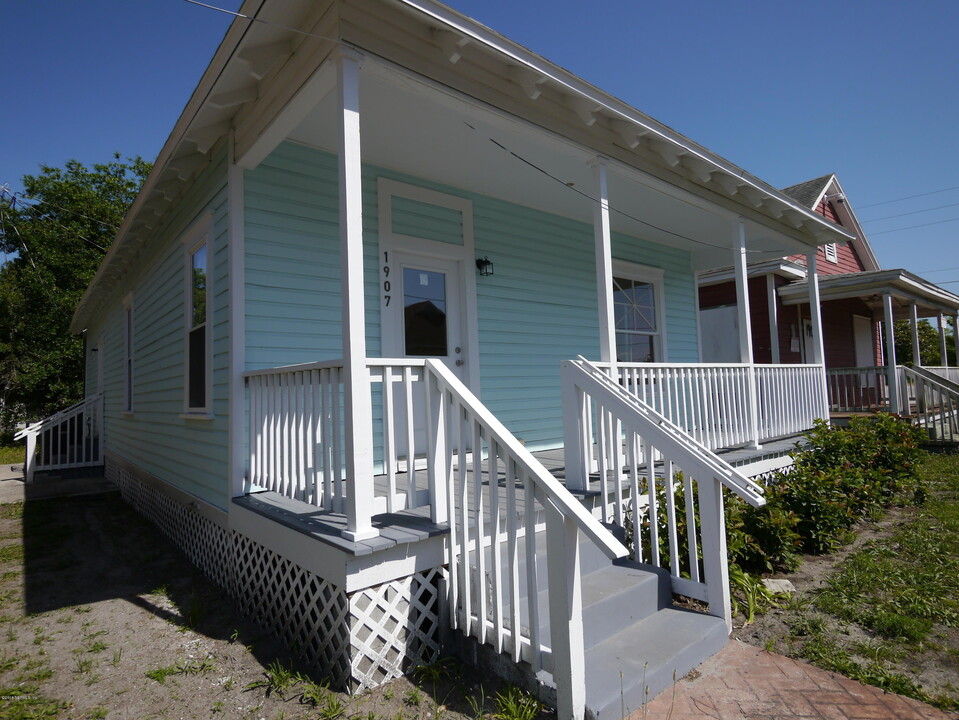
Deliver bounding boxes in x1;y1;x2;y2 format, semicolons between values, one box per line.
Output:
609;363;825;450
902;366;959;443
926;366;959;386
826;366;893;412
16;394;104;482
562;358;765;629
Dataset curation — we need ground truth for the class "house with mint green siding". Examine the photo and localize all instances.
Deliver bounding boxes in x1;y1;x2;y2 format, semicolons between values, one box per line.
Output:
22;1;859;718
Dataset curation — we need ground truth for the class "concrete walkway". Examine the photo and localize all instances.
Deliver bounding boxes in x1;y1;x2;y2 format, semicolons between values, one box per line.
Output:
638;640;955;720
0;464;113;504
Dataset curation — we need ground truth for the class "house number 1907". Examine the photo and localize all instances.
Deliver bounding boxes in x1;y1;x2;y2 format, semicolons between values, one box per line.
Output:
383;251;391;306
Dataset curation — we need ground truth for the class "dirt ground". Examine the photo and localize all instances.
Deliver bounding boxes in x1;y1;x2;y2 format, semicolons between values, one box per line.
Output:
0;486;533;720
731;506;959;710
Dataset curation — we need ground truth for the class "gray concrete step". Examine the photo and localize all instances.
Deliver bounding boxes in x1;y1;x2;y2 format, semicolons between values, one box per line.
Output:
583;606;729;720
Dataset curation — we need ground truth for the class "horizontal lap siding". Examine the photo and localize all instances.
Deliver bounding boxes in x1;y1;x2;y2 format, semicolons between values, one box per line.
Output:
244;143;381;371
86;145;231;509
247;141;698;450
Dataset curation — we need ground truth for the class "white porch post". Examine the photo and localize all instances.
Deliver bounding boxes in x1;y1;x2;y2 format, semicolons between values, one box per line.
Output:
910;303;922;367
766;274;780;364
227;134;247;498
954;313;959;367
587;159;621;481
733;220;760;448
805;251;829;417
591;159;616;368
939;313;948;366
337;51;376;541
883;293;900;414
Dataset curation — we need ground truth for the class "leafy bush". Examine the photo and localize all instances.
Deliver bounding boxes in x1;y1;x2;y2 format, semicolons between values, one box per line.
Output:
730;413;926;570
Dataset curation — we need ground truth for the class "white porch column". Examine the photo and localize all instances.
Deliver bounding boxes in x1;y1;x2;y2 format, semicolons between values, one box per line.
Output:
883;293;900;414
939;313;948;366
227;134;247;498
910;303;921;367
591;159;616;369
805;251;829;417
338;51;377;541
766;274;780;364
590;159;621;476
733;220;760;447
954;314;959;367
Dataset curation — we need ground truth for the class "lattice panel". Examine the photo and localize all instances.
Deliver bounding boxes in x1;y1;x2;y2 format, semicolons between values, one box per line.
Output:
107;459;233;592
233;533;352;688
349;568;441;692
106;457;444;693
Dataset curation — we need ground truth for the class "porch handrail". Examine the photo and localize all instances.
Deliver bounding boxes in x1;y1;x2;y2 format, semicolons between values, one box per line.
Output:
15;394;104;482
422;358;626;720
901;366;959;443
562;357;764;630
596;361;825;449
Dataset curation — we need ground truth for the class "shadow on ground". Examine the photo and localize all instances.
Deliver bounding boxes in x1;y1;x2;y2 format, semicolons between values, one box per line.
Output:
18;485;291;673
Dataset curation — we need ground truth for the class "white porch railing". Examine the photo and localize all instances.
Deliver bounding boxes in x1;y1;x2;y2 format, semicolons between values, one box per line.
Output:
562;358;765;629
826;366;897;413
927;366;959;386
244;358;628;720
15;394;104;482
609;363;826;450
902;366;959;443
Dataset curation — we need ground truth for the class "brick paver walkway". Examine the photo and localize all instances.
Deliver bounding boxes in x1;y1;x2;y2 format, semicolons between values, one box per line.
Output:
636;640;955;720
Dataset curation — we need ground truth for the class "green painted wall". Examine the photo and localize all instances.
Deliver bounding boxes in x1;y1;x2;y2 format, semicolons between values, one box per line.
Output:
244;142;698;451
83;143;231;510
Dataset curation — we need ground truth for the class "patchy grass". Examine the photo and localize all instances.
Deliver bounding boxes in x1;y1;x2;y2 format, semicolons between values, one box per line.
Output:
742;451;959;711
0;445;23;466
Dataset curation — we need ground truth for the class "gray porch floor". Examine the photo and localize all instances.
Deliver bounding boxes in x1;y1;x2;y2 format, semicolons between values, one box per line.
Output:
236;434;805;556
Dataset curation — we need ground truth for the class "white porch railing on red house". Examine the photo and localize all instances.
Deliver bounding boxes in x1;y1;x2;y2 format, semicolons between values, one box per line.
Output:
927;366;959;386
15;394;104;482
603;363;827;450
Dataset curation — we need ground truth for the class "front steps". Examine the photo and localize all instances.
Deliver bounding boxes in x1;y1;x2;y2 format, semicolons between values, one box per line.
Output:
468;528;729;720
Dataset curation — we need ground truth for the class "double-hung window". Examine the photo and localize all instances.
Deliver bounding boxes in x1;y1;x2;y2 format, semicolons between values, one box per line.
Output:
184;220;212;415
612;262;666;363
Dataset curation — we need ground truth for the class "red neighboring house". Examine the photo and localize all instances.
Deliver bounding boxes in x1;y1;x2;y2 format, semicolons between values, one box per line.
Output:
698;174;959;379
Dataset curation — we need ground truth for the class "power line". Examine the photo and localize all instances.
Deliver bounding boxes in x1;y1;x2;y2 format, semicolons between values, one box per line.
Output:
856;185;959;210
182;0;343;45
0;189;109;253
463;121;774;254
915;266;959;274
860;200;959;224
868;216;959;236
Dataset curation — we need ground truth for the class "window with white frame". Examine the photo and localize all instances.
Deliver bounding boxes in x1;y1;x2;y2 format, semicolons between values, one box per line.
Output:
612;262;665;363
185;237;211;413
122;293;134;413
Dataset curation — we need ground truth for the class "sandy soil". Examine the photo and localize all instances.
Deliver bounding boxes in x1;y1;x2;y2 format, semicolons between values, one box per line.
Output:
0;489;530;720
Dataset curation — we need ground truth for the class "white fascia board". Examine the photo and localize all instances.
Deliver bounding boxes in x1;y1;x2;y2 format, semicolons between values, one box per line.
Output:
393;0;856;242
828;177;881;271
71;1;267;335
778;270;959;312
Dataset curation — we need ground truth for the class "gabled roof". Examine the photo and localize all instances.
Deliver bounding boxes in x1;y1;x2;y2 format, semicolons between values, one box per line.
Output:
781;174;835;209
780;174;881;272
70;0;857;333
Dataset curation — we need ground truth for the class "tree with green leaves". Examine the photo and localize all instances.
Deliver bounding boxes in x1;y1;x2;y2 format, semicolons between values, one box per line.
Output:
0;155;150;429
892;318;954;366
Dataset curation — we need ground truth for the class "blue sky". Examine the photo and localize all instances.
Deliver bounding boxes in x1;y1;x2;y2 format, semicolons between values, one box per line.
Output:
5;0;958;285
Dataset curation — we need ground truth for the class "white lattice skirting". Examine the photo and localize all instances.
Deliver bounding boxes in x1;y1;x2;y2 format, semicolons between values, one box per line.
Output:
106;456;440;692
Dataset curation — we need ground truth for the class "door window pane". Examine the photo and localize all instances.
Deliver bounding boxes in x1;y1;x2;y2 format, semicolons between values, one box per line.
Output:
404;268;447;356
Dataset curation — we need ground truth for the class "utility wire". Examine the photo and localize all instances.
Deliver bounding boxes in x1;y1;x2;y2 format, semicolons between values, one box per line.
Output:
857;185;959;210
3;188;119;231
915;266;959;275
183;0;343;45
860;200;959;224
464;121;776;254
869;217;959;236
0;190;109;253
